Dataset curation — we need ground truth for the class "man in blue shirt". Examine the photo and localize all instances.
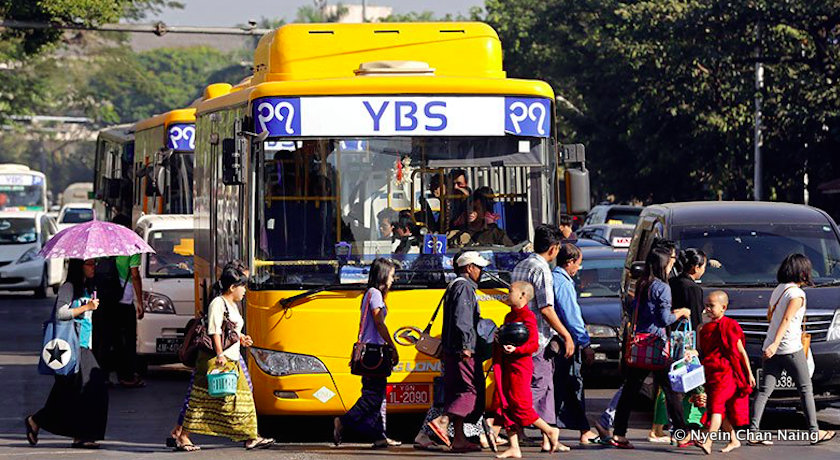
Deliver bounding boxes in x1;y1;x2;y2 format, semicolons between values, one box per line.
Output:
552;243;599;444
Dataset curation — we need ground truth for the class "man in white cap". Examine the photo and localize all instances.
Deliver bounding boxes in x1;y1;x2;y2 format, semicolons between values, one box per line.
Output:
426;251;489;453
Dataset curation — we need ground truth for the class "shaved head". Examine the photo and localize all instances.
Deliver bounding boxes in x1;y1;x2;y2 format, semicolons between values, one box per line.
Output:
708;290;729;306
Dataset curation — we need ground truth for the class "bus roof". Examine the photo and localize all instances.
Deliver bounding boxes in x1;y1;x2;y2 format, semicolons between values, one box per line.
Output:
0;164;35;172
196;22;554;114
98;123;134;144
134;108;196;132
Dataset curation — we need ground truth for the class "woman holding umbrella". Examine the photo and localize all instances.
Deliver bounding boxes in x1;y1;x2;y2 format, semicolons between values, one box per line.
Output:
24;220;155;448
25;258;107;448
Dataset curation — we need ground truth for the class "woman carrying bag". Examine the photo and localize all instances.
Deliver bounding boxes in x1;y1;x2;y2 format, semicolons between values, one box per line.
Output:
26;259;108;449
180;266;274;450
609;248;692;449
750;254;835;445
334;258;402;448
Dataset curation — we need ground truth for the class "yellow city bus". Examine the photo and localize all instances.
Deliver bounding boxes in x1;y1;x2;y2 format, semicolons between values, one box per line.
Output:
193;22;587;416
132;108;197;225
92;123;134;222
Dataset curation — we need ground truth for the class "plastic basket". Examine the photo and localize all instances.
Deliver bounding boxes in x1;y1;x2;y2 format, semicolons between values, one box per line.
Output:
668;356;705;393
207;369;238;398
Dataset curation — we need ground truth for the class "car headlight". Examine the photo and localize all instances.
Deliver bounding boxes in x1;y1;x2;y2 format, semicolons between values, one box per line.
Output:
586;324;618;338
16;248;40;264
250;347;329;376
827;310;840;342
143;291;176;314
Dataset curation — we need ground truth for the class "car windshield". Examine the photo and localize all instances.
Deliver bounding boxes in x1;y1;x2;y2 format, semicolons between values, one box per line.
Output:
146;230;194;278
674;223;840;286
606;209;641;226
61;208;94;224
0;217;37;244
575;256;623;298
253;137;556;288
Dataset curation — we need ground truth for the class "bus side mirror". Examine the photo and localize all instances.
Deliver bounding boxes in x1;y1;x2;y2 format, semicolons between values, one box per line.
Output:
561;144;590;215
629;261;646;279
222;138;243;185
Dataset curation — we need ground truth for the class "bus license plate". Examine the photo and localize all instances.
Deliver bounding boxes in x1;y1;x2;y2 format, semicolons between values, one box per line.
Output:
386;383;431;406
156;338;182;354
756;369;796;390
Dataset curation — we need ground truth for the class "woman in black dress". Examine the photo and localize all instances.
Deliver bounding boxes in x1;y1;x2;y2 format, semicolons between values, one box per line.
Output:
670;248;707;329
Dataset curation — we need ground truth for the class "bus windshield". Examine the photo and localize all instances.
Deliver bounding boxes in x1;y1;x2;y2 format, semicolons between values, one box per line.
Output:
254;137;555;288
0;175;45;211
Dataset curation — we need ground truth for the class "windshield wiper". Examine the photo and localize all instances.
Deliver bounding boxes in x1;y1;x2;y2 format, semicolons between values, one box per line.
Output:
277;284;361;309
813;279;840;288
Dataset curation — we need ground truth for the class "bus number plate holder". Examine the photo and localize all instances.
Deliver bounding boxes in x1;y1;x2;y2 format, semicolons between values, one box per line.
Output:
386;383;431;406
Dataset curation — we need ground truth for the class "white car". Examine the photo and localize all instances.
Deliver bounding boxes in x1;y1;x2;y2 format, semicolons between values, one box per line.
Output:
135;215;195;364
56;202;95;232
0;212;65;297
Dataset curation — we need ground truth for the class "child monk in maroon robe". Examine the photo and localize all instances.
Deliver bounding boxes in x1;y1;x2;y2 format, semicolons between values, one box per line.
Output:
697;290;756;454
490;281;560;458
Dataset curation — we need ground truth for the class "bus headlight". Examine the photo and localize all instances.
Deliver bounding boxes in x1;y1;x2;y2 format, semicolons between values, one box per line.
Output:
586;324;617;338
143;291;175;314
827;310;840;342
250;347;329;376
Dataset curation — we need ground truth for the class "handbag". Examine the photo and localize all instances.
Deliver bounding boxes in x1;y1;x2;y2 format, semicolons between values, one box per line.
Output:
766;286;810;357
415;295;444;359
670;318;695;360
38;298;81;376
624;292;670;371
349;290;394;377
178;300;239;367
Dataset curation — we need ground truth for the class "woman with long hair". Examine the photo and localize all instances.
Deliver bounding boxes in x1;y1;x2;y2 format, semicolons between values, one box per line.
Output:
609;247;692;449
334;257;401;448
26;259;108;449
750;254;835;445
179;265;274;450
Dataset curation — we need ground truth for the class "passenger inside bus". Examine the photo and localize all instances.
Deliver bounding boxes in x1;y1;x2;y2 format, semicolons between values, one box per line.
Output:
447;186;514;248
415;171;470;233
376;208;397;240
392;210;421;255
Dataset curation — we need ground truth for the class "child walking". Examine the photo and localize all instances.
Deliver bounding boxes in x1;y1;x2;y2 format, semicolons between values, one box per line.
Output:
491;281;561;458
696;291;755;454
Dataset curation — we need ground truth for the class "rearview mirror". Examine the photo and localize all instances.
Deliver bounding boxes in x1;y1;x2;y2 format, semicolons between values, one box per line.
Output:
629;261;646;279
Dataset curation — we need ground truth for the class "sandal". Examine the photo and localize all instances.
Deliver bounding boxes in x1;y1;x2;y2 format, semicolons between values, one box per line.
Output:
812;431;836;445
580;436;603;446
373;438;402;448
607;438;635;449
71;441;100;449
245;437;275;450
426;419;451;447
24;417;38;446
174;442;201;452
748;439;773;446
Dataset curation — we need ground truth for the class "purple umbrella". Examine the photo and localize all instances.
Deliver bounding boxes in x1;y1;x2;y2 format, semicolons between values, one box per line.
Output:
39;220;155;260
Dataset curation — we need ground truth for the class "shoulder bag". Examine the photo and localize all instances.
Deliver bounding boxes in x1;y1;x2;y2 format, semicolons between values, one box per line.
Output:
624;289;670;371
350;291;394;377
766;286;810;357
178;300;239;367
415;295;445;359
38;297;81;376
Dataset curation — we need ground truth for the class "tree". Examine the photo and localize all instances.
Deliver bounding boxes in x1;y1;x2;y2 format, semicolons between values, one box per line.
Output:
295;0;348;23
483;0;840;215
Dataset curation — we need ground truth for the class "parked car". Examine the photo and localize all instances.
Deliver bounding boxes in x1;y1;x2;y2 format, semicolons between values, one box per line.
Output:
583;204;643;227
56;202;95;232
576;223;635;248
135;215;196;368
622;201;840;408
0;211;64;297
576;245;627;378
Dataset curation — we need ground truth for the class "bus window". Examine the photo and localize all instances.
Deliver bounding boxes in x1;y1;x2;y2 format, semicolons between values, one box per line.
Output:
254;136;555;289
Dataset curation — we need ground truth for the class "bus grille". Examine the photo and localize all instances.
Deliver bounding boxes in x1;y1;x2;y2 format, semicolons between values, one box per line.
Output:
727;312;834;344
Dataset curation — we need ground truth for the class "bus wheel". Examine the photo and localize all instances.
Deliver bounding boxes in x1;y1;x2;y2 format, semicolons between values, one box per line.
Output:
34;268;48;299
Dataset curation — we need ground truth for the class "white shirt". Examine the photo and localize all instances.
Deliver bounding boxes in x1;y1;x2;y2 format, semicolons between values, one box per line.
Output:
207;296;245;361
763;283;807;355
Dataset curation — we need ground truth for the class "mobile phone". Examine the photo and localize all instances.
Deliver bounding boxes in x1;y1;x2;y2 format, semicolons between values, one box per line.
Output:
92;291;97;300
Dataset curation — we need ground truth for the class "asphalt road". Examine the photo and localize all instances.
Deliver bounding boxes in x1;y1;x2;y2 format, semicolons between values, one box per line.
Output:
2;292;839;459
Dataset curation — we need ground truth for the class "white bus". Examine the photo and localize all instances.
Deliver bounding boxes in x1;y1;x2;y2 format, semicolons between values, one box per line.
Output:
0;164;48;212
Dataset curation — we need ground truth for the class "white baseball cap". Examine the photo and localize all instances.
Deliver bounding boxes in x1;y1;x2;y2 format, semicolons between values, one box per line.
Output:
456;251;491;268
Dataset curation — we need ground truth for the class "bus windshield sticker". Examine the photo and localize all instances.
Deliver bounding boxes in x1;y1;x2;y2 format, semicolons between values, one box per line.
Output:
167;123;196;151
0;174;35;186
252;96;552;138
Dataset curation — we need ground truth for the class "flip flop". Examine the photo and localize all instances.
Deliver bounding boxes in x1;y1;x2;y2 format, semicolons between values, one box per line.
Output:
607;438;634;449
174;442;201;452
648;435;671;443
426;420;451;447
24;417;37;446
373;438;402;448
812;431;836;445
245;437;275;450
580;436;603;446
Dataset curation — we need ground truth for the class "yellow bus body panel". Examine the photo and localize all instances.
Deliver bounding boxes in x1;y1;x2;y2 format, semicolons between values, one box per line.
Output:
245;288;508;415
134;108;195;132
